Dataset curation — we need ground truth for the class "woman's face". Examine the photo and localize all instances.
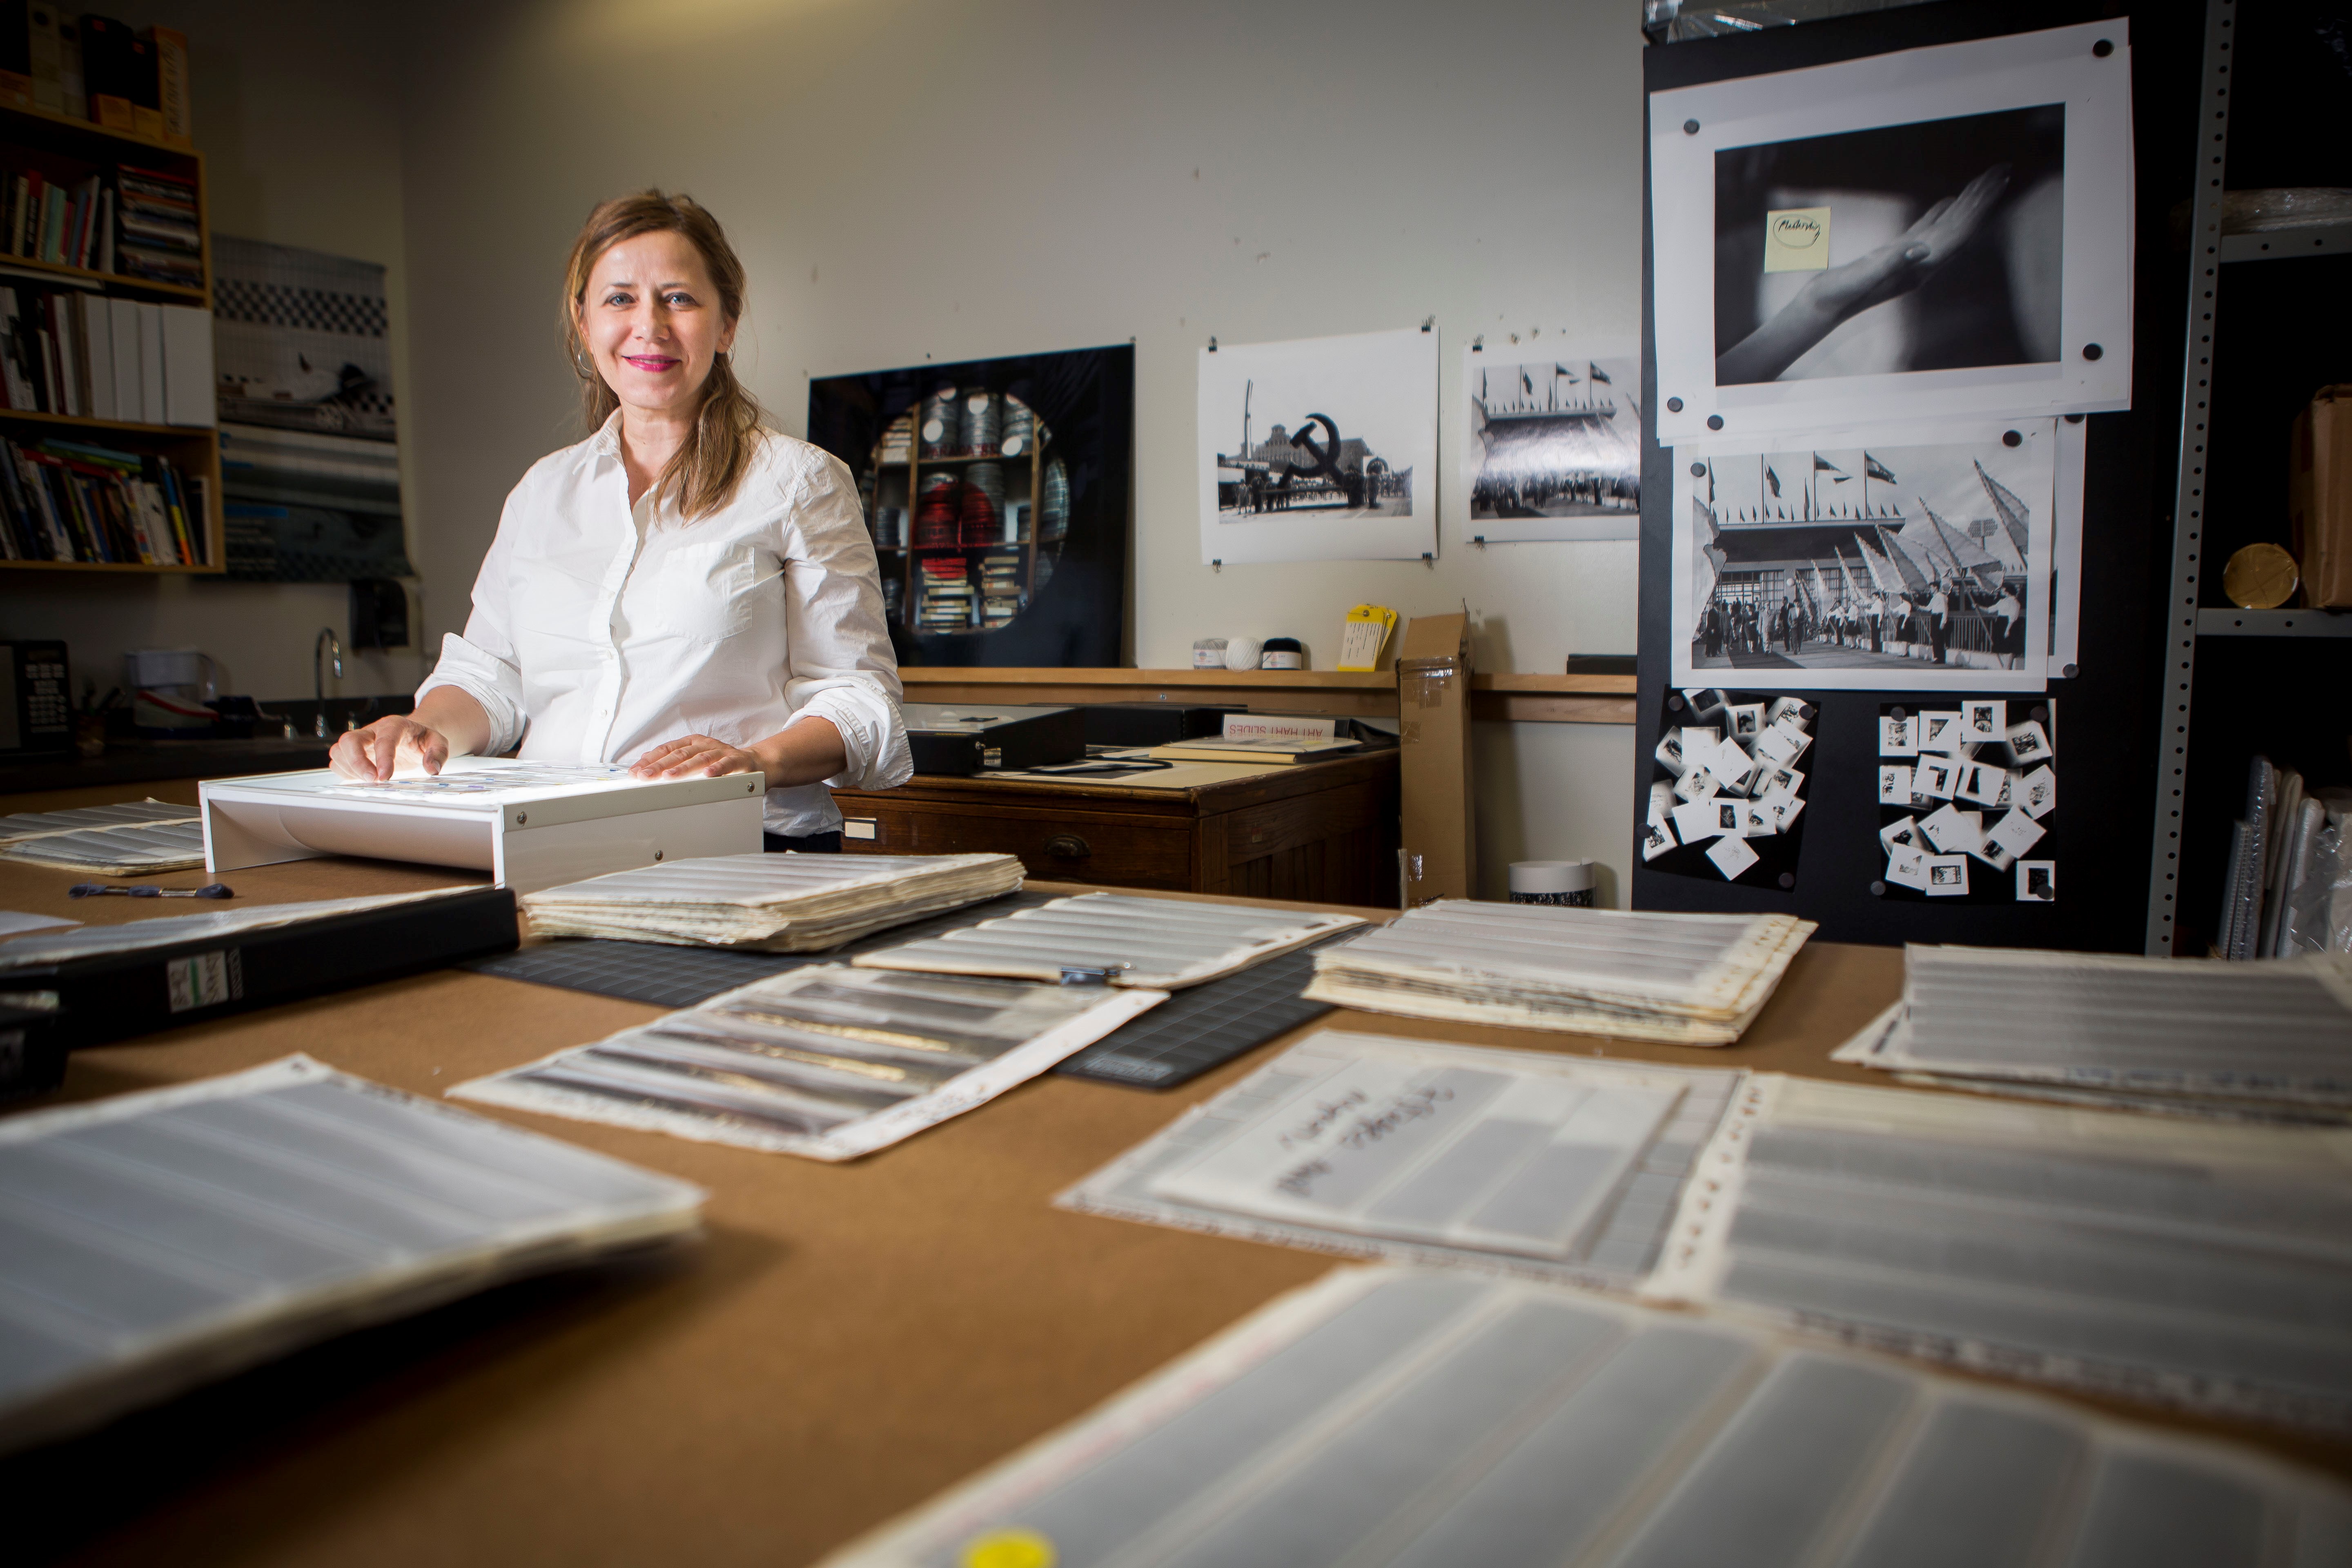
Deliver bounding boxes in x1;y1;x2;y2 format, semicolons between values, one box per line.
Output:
577;229;737;421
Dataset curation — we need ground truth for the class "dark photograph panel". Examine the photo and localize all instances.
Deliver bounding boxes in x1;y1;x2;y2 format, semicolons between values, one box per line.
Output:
1713;103;2064;385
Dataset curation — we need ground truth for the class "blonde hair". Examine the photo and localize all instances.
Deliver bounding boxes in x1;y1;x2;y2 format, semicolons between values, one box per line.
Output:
562;190;763;519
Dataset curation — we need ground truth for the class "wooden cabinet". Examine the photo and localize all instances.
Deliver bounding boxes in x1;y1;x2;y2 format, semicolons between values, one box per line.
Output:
833;750;1400;906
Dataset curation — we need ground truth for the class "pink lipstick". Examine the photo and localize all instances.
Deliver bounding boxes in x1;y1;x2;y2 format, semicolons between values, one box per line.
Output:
624;354;679;372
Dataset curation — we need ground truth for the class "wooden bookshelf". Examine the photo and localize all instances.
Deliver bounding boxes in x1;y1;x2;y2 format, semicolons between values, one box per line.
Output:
0;99;216;573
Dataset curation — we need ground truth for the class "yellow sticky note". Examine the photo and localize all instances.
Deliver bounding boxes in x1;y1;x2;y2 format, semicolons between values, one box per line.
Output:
960;1528;1056;1568
1763;206;1831;272
1337;603;1398;672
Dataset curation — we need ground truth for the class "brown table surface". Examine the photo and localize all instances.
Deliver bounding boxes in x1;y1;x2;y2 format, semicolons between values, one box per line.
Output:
2;853;2345;1565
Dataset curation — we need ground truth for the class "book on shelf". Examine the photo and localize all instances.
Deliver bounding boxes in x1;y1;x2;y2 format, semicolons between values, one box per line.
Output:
0;428;206;566
0;160;197;286
0;282;208;424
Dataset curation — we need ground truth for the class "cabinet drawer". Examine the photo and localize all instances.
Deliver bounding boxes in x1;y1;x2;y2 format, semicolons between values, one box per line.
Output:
840;802;1195;890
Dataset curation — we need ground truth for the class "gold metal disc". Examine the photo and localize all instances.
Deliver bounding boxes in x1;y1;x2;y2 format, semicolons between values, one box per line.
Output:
2223;542;2299;609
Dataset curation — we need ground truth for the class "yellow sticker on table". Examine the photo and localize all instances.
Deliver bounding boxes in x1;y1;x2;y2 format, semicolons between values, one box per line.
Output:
1763;205;1831;272
960;1527;1056;1568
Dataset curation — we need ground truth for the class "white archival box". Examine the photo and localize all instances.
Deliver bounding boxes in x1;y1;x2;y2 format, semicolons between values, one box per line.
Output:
200;758;766;892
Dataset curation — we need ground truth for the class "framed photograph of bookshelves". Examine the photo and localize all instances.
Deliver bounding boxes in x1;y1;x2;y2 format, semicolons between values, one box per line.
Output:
806;344;1132;668
0;99;220;573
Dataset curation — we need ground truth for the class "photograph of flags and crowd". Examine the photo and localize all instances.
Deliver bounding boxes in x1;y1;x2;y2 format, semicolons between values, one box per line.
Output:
1675;425;2051;688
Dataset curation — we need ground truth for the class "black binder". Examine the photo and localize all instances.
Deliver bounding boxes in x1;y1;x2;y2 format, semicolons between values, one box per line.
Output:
0;887;519;1098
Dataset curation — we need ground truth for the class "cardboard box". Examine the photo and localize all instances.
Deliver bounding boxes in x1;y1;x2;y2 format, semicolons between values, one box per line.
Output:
1397;612;1474;906
2292;386;2352;608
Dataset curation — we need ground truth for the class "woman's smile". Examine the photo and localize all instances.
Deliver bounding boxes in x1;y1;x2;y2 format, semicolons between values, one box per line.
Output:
624;353;680;373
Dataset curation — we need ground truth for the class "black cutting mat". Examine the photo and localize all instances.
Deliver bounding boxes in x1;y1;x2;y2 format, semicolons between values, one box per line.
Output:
456;889;1060;1009
1051;930;1361;1091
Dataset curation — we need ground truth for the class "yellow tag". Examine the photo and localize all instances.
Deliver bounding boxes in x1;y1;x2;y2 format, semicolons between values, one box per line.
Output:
960;1528;1056;1568
1336;603;1399;672
1762;206;1831;272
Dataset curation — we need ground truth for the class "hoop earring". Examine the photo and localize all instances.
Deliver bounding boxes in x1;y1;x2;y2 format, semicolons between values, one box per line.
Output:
572;346;596;378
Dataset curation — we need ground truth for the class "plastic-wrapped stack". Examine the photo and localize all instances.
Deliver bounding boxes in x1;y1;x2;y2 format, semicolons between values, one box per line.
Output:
918;387;959;455
1305;900;1815;1045
914;471;960;547
1041;456;1070;539
520;851;1024;951
999;399;1034;459
961;389;1000;454
856;891;1363;989
960;462;1004;543
0;1055;702;1455
1834;942;2352;1117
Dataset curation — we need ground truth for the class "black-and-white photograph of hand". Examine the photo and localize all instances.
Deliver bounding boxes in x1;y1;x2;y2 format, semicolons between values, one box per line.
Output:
1712;105;2063;385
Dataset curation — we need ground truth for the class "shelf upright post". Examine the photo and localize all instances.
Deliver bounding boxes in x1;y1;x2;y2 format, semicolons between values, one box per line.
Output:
2144;0;2238;956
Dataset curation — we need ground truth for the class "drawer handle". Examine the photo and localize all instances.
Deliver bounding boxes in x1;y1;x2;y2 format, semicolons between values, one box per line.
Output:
1045;833;1091;859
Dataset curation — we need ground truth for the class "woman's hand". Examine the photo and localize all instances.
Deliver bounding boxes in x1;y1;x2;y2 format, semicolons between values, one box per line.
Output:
1717;163;2011;387
630;734;762;780
330;716;451;782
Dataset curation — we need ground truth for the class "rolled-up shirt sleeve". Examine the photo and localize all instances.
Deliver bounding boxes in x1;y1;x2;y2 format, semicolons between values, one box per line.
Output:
416;487;530;757
780;452;913;792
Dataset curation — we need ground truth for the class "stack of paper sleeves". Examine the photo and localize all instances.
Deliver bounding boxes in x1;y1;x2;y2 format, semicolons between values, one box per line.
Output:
455;964;1162;1161
0;798;206;874
822;1267;2352;1568
1305;901;1814;1045
1834;944;2352;1118
1645;1074;2352;1432
856;892;1363;988
519;851;1025;951
0;1055;702;1456
1061;1030;1742;1289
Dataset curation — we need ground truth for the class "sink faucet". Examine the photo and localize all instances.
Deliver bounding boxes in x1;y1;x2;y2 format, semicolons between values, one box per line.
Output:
314;627;344;739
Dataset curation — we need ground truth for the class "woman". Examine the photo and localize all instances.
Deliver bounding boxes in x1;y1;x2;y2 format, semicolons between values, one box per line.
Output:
331;192;910;850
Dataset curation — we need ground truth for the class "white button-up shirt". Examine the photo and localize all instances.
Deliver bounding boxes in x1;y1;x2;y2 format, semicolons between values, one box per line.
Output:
418;416;912;836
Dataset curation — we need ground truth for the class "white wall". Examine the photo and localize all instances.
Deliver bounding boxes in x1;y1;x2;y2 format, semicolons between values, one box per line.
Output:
397;0;1646;898
0;0;417;704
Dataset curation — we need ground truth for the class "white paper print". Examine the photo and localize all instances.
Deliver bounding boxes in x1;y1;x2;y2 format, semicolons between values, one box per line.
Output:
1878;716;1919;756
1672;419;2055;693
2016;764;2056;818
1649;21;2135;443
1199;328;1437;564
2016;859;2056;900
1877;765;1914;805
1706;833;1762;880
1459;341;1639;543
1924;855;1971;896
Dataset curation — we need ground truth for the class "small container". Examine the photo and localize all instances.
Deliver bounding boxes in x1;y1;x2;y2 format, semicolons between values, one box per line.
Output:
1510;859;1595;907
1193;638;1229;668
1260;636;1305;670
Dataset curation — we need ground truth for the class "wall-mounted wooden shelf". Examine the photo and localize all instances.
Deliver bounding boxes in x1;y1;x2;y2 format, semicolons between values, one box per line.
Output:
0;101;218;574
896;667;1637;724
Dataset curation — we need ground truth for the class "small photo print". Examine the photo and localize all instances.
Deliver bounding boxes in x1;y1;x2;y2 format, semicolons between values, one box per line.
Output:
1674;764;1722;804
1654;733;1689;779
1920;712;1964;755
1706;833;1762;880
2017;764;2056;819
1878;764;1915;804
1879;715;1919;757
1879;814;1920;855
1886;846;1931;889
1924;855;1971;896
1985;808;2046;860
2016;859;2056;901
1643;820;1679;862
1962;699;2005;743
1919;804;1982;855
2005;719;2053;762
1728;703;1765;738
1765;697;1814;730
1915;759;1958;800
1956;760;2007;807
1674;800;1730;843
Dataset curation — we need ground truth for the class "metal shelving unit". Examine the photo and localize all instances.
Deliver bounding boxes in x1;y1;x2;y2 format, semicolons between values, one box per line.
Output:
2142;0;2352;953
